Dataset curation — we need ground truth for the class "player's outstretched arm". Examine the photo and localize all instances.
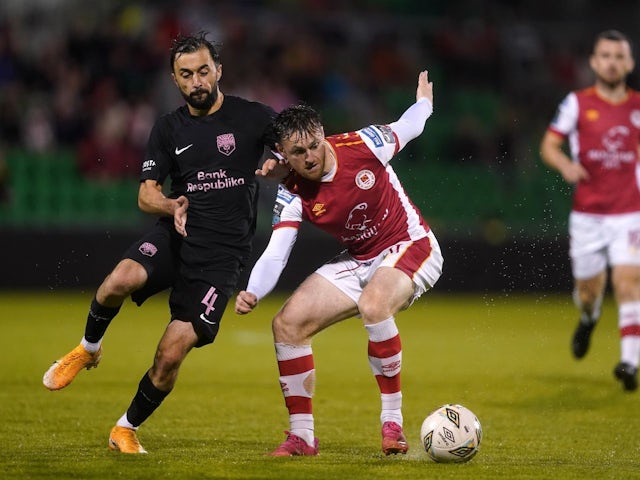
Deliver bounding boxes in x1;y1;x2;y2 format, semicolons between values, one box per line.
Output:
387;70;435;150
234;225;299;315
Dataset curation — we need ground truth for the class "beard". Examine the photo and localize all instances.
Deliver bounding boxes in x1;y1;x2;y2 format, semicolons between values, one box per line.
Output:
183;87;218;111
597;69;627;90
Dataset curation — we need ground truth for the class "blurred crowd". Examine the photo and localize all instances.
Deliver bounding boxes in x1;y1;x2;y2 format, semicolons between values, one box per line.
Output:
0;0;639;189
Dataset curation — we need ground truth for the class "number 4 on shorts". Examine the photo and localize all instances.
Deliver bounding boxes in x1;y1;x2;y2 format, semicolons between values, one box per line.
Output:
201;287;218;316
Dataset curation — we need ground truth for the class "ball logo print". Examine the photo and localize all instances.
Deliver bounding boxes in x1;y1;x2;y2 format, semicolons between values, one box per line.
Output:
442;426;455;443
420;404;482;463
422;429;432;452
445;407;460;427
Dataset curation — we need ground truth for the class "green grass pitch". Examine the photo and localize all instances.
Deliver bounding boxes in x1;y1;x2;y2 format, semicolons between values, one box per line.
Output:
0;290;638;479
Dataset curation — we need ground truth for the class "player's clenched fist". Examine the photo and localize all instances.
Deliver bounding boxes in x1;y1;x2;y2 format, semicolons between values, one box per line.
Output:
235;290;258;314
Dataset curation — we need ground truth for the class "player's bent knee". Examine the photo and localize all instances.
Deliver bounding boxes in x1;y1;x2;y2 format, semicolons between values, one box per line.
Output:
613;283;640;303
272;313;308;344
106;261;147;296
358;301;394;323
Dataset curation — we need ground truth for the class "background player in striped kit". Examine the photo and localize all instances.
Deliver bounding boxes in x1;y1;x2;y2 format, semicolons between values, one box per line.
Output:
235;70;443;455
540;29;640;391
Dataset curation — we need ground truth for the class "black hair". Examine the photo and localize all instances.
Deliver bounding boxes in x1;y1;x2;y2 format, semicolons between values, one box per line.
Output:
169;31;221;71
594;29;633;55
271;104;323;144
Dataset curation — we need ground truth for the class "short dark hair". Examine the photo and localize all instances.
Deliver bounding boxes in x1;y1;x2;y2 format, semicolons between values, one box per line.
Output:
272;104;323;144
594;29;633;55
169;31;221;71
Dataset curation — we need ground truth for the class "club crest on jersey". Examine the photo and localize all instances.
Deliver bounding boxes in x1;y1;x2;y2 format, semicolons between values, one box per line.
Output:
217;133;236;156
139;242;157;257
631;110;640;129
355;169;375;190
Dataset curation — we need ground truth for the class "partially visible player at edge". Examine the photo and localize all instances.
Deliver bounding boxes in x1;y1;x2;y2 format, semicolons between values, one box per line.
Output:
540;29;640;391
43;31;284;453
235;70;443;455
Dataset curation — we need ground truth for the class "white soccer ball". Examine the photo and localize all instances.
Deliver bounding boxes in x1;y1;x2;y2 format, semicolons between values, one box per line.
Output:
420;404;482;463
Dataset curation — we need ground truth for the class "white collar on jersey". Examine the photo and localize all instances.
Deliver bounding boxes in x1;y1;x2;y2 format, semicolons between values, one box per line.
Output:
321;161;337;182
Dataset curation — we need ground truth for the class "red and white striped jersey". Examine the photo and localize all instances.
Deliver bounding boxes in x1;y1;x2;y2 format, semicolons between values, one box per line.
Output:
548;87;640;214
273;124;430;261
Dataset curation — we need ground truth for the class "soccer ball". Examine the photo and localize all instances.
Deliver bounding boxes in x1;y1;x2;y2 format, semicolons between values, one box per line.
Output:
420;404;482;463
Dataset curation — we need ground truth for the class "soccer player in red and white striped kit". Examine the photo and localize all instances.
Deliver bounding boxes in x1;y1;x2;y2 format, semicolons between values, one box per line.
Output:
541;29;640;391
235;70;443;455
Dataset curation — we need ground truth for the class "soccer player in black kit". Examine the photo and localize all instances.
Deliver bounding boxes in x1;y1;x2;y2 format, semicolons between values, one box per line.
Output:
43;32;279;453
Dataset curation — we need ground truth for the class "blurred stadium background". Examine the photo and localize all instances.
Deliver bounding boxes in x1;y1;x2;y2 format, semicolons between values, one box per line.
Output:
1;0;639;292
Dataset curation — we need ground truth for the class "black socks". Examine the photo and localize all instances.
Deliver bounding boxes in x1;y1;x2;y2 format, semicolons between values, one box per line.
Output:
84;298;121;343
126;373;171;427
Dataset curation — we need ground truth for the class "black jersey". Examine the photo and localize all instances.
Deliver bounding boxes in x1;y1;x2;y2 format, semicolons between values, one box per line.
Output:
141;95;276;264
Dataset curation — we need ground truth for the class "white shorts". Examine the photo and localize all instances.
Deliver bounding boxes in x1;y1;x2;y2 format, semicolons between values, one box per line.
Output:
315;230;443;305
569;211;640;279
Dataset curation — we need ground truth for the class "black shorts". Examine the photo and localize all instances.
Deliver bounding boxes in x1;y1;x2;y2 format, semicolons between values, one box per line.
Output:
123;221;181;305
122;221;242;347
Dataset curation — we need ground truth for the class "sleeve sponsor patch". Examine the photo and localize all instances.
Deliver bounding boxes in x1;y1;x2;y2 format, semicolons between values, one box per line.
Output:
360;126;384;147
272;201;285;226
276;184;296;204
375;124;396;144
142;159;156;173
273;184;296;226
360;125;396;148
